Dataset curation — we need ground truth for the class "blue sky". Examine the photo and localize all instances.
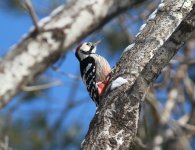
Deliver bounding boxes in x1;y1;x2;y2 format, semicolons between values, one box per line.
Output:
1;1;195;149
0;2;97;147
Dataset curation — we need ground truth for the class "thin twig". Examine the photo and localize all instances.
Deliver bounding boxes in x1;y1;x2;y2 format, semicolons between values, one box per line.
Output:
117;16;133;42
51;66;82;80
134;137;148;149
23;0;40;32
22;80;62;91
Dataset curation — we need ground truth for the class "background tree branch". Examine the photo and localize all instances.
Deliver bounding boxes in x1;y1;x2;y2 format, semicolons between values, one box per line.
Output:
0;0;143;108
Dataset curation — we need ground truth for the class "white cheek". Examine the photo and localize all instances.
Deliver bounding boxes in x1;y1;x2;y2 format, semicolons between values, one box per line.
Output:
78;51;87;60
81;44;90;51
91;47;96;53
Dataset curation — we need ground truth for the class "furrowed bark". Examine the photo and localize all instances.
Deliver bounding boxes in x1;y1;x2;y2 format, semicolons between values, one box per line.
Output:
82;0;195;149
0;0;143;108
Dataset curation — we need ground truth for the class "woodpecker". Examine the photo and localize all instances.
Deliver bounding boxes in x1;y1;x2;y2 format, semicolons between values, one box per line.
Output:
75;41;111;106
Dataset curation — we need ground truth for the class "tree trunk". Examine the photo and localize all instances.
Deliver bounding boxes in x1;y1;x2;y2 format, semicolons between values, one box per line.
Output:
82;0;195;149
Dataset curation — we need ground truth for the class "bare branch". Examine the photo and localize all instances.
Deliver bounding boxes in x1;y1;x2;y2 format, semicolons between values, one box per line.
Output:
22;80;62;91
0;136;12;150
0;0;144;108
51;66;81;80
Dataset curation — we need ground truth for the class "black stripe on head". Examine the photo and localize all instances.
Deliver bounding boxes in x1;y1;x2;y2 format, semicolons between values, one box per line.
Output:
89;45;94;52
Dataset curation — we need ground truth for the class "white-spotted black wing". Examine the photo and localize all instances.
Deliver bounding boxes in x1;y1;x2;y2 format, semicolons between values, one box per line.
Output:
80;57;99;105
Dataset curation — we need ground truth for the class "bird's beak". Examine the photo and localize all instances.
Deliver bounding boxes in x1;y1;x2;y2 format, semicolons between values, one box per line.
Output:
94;40;101;46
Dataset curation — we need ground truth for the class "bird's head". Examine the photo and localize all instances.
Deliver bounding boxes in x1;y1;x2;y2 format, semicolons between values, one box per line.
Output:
75;41;100;61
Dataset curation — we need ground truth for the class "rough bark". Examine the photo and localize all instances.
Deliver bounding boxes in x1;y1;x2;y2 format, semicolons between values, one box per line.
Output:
0;0;143;108
82;0;195;149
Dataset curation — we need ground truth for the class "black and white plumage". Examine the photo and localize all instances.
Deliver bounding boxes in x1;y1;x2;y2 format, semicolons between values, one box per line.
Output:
75;42;111;106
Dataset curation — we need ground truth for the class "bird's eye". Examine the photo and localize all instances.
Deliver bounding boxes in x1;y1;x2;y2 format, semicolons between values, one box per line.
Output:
86;43;90;46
